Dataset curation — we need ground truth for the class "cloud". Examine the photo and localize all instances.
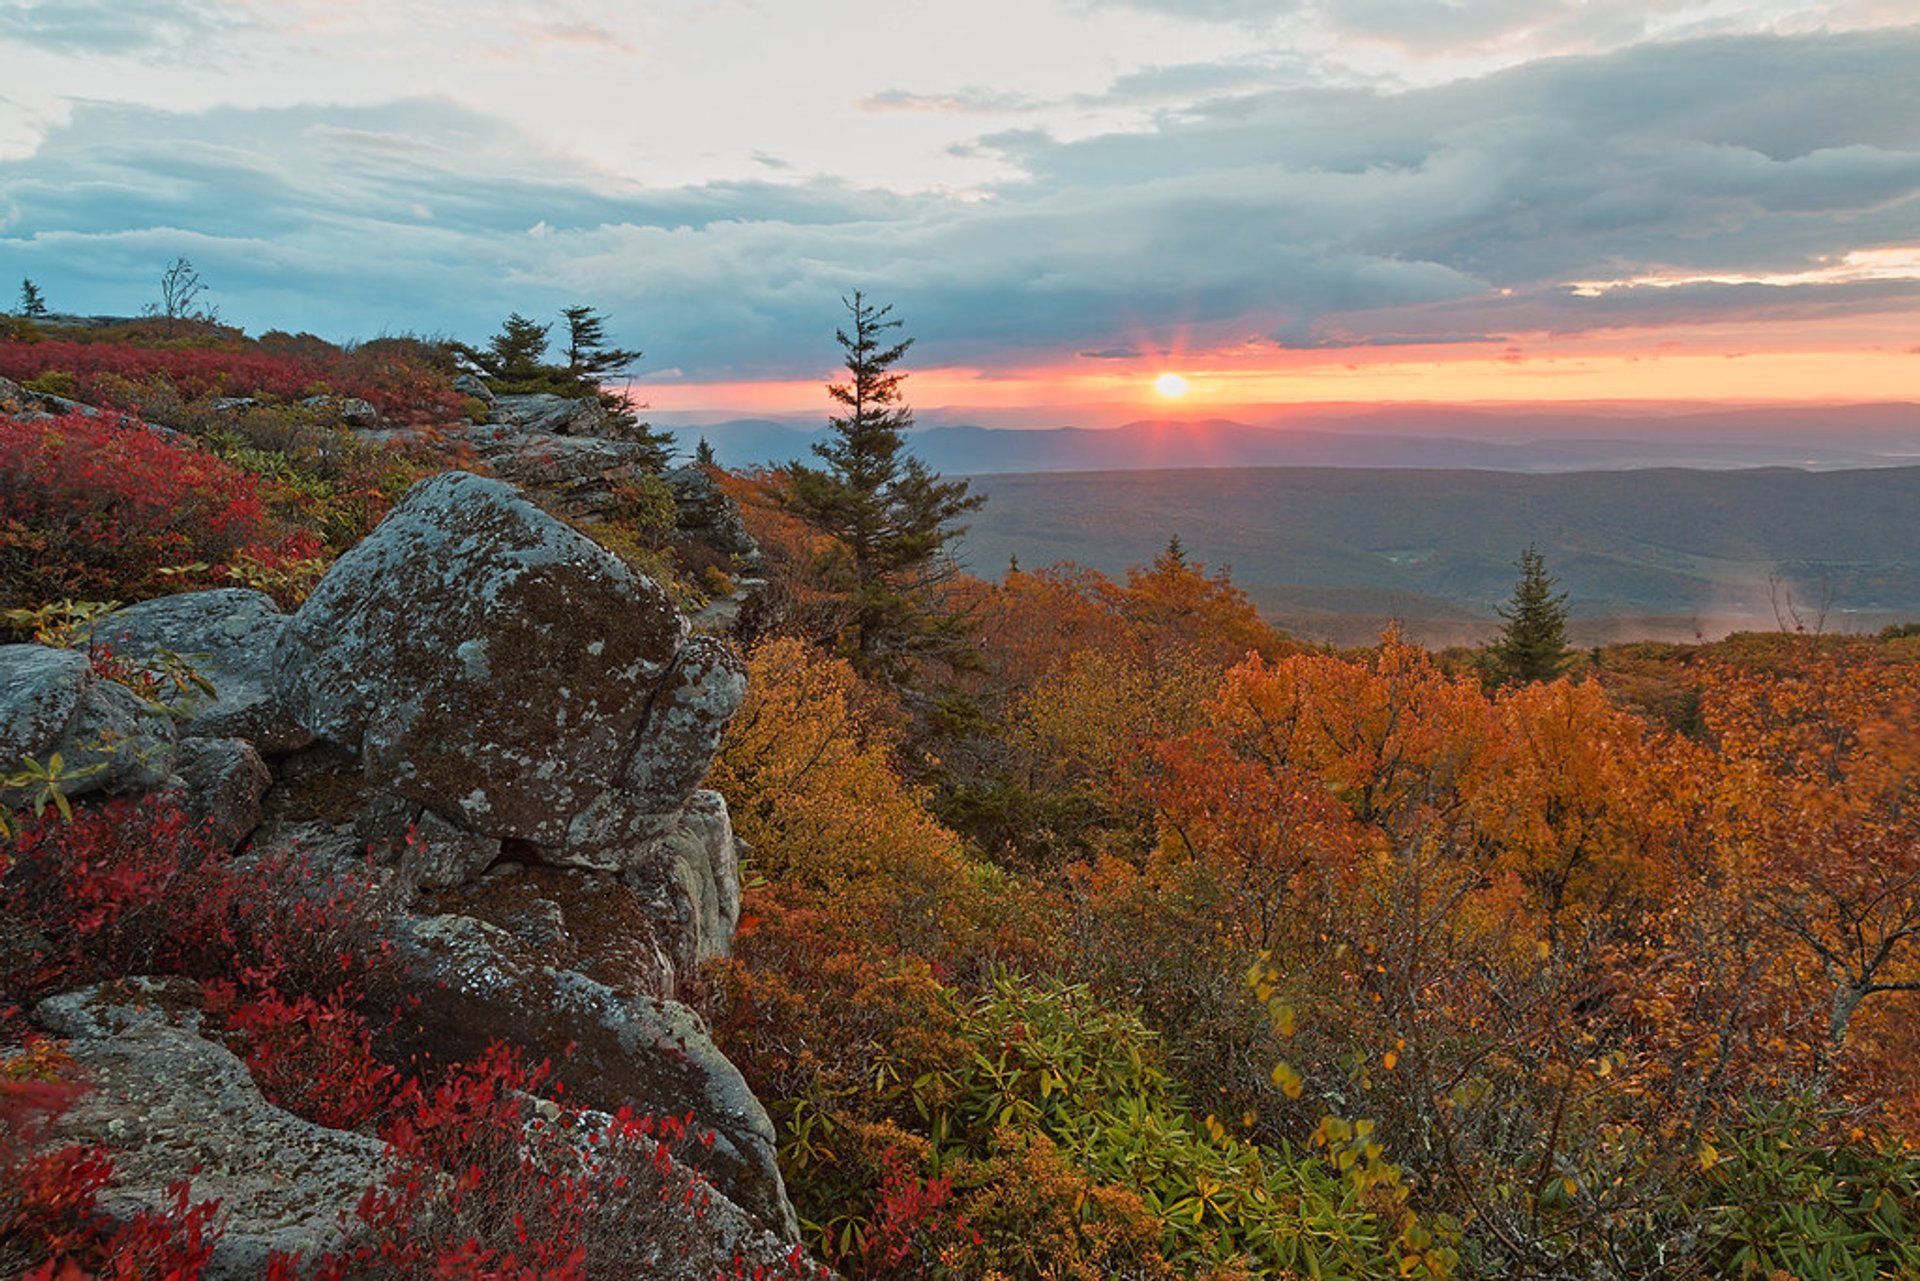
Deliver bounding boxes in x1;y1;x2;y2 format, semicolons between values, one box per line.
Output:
1077;346;1144;359
860;88;1041;115
0;0;256;58
2;27;1916;379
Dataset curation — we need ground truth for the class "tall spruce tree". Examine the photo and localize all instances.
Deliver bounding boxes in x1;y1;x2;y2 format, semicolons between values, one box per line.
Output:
18;278;48;318
1493;543;1570;683
786;291;983;677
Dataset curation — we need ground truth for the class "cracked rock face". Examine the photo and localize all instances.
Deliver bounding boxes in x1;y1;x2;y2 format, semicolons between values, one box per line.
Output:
383;914;799;1242
272;471;687;847
0;643;177;804
33;979;385;1279
95;588;311;753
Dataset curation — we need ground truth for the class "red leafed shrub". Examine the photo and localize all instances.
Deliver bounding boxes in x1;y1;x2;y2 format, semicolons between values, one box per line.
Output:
0;796;207;1004
850;1146;967;1276
0;338;466;425
203;979;397;1132
287;1046;682;1279
0;410;324;609
0;1065;224;1278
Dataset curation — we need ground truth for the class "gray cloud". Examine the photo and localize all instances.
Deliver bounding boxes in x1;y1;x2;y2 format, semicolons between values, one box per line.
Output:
3;27;1916;377
0;0;255;58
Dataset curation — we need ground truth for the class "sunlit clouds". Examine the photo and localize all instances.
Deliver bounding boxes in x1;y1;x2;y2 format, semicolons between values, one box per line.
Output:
1;1;1916;415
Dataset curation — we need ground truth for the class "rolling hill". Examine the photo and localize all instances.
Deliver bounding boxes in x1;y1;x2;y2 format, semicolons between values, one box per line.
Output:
955;464;1920;646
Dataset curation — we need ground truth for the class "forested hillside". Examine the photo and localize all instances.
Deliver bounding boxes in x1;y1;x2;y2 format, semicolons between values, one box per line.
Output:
962;464;1920;644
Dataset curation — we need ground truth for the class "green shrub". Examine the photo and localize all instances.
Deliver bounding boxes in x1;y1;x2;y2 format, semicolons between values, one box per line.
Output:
20;371;76;399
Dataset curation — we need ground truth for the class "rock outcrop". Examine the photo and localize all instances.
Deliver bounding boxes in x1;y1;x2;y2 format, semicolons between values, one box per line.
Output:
15;468;794;1246
272;471;739;868
381;912;796;1239
666;465;760;563
0;644;177;805
32;978;804;1278
35;979;387;1278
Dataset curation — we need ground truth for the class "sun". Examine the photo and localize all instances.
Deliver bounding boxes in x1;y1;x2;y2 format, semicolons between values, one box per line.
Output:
1154;372;1190;399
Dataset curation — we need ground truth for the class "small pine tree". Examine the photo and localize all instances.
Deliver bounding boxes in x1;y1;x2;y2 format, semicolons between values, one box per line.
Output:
694;437;718;467
475;313;554;385
786;291;984;678
1493;544;1570;683
18;278;48;318
558;304;673;468
560;305;642;381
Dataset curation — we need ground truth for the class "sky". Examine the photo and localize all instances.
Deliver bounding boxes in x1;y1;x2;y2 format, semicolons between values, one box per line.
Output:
1;0;1917;422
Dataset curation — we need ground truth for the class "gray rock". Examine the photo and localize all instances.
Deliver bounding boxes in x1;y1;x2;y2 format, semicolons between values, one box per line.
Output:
0;644;176;803
666;465;759;561
623;790;742;970
273;472;686;847
404;807;502;889
0;644;89;768
299;394;380;427
624;636;748;817
490;393;607;436
386;914;798;1241
34;979;386;1278
483;433;661;521
95;589;311;752
452;372;494;402
172;736;271;850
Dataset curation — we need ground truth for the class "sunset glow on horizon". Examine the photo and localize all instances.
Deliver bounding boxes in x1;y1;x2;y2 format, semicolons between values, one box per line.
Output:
635;334;1919;423
2;3;1914;425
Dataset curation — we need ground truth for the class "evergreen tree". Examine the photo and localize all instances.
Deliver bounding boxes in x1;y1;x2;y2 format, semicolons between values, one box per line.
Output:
17;278;47;318
694;437;718;467
558;304;674;468
560;305;643;381
786;291;984;678
473;312;554;384
1493;544;1570;683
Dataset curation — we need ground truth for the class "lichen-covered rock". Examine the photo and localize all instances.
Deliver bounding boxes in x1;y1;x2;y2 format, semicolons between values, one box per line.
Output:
452;372;493;403
624;636;749;818
628;790;741;968
94;589;310;752
405;808;503;888
299;394;380;427
479;433;662;521
666;465;759;561
490;393;608;436
0;644;176;803
33;978;386;1278
384;914;798;1241
0;644;89;767
272;472;686;846
171;736;271;850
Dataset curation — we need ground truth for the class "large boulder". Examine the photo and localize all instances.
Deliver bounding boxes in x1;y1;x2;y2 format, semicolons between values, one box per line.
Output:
94;588;310;752
383;914;799;1241
0;644;176;804
34;979;386;1278
272;472;687;849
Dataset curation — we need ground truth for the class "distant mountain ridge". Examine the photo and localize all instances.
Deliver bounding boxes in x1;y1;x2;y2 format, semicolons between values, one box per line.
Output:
669;403;1920;475
956;463;1920;647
